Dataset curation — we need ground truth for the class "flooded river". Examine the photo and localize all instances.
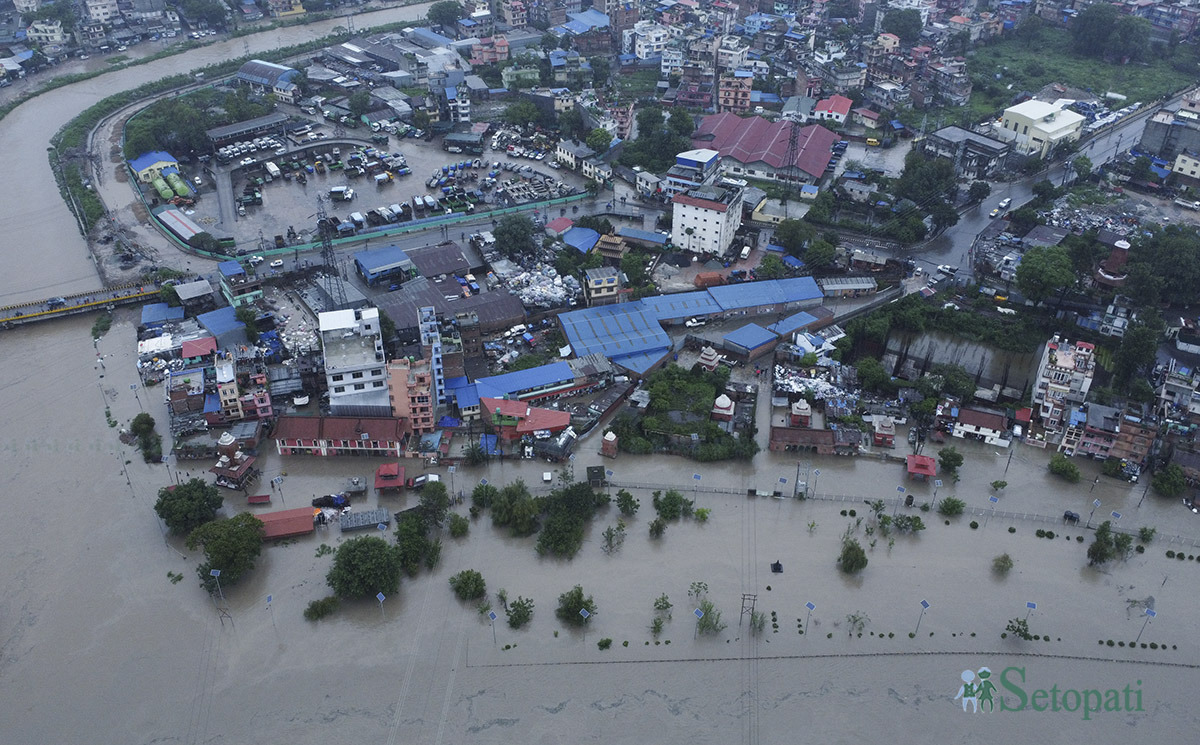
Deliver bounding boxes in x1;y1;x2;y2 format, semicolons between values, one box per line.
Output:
0;3;434;307
2;10;1199;744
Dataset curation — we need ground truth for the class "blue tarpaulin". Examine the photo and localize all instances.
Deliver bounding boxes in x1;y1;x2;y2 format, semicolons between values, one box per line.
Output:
480;434;501;456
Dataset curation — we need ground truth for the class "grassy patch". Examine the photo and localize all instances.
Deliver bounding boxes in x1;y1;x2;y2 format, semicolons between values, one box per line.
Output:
967;28;1198;116
614;69;662;98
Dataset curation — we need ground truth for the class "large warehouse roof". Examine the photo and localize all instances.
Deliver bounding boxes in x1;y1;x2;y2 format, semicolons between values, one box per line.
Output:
692;113;839;180
155;207;204;242
354;245;412;274
724;323;776;351
474;361;576;399
558;303;672;368
707;276;821;310
638;291;722;321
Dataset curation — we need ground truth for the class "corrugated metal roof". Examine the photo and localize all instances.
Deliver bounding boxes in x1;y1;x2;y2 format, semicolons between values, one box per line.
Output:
474;361;575;399
707;277;822;310
724;323;775;350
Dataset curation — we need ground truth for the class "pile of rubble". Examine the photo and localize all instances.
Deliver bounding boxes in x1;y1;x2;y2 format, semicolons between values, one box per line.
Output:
507;264;581;309
773;365;856;400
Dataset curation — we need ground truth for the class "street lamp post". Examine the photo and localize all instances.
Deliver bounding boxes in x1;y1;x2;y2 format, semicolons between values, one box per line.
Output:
915;599;930;635
1087;498;1101;529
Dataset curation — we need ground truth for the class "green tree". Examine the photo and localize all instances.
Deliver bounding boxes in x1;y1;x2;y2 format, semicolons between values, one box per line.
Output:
427;0;463;28
615;489;640;517
773;219;814;256
494;214;537;259
993;553;1014;575
1087;521;1117;566
419;481;452;528
448;569;487;600
555;585;597;626
1015;245;1074;304
585;128;613;154
130;412;156;437
882;9;923;45
472;482;498;508
326;536;403;598
463;441;488;466
159;285;181;306
1005;617;1034;641
856;357;890;392
589;55;612;87
968;181;992;203
1031;179;1058;204
1048;453;1082;482
929;200;960;234
1072;4;1150;61
187;513;265;593
838;538;869;574
347;90;372;119
1152;464;1187;497
558;107;586;140
1072;155;1093;181
649;517;666;538
938;447;964;473
234;305;259;343
507;596;535;628
448;513;470;538
1113;323;1160;390
668;109;695;138
155;478;222;535
756;253;787;279
990;480;1008;492
803;240;837;269
503;101;541;128
695;598;726;635
937;496;966;517
652;489;692;520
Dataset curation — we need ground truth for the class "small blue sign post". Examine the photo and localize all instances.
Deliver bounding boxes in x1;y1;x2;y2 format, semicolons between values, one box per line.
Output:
1025;601;1036;621
805;601;815;638
987;494;999;526
915;599;930;634
376;592;386;618
209;568;225;605
812;468;820;498
1088;498;1101;528
894;486;906;515
488;610;498;645
1111;511;1122;522
694;607;704;638
266;593;276;631
1136;608;1156;643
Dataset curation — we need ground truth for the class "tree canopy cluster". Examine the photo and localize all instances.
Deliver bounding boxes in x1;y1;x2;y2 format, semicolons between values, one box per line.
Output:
327;536;403;598
1071;4;1151;62
125;89;273;159
155;479;223;536
473;473;609;559
619;108;694;173
881;9;923;46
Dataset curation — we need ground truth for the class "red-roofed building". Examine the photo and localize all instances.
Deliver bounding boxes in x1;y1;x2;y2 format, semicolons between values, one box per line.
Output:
259;507;317;540
814;94;852;124
906;454;937;480
692;113;839;184
274;415;411;456
546;217;574;236
182;336;217;362
954;408;1009;447
375;462;406;491
481;396;571;440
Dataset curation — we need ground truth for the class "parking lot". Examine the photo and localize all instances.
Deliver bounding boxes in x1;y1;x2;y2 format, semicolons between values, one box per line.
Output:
183;117;593;254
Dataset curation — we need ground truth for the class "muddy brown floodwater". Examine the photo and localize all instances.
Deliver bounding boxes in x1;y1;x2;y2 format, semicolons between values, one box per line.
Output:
2;8;1200;744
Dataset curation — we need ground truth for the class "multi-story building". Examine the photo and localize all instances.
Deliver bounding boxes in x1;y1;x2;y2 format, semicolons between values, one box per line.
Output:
997;100;1085;158
319;307;390;417
661;44;685;77
387;357;435;434
1111;413;1156;466
26;19;69;44
1032;335;1096;434
555;139;596;170
671;184;745;256
922;126;1010;180
927;58;972;107
1157;366;1200;421
583;266;622;306
442;84;470;123
470;36;510;65
718;71;754;114
1060;404;1120;458
85;0;119;24
419;306;446;406
217;261;263;308
715;35;750;71
498;0;528;29
662;148;721;197
623;20;671;59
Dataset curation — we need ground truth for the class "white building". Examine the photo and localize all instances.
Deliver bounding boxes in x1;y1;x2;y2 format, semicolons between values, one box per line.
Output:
13;0;41;14
26;19;68;44
671;184;744;256
715;35;750;72
319;307;391;417
85;0;120;24
997;100;1085;158
661;44;685;77
1032;335;1096;434
623;21;671;60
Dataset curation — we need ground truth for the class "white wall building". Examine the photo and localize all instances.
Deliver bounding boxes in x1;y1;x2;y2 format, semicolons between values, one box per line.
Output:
997;100;1085;158
623;21;671;59
319;307;391;417
85;0;120;24
1032;335;1095;434
671;184;744;256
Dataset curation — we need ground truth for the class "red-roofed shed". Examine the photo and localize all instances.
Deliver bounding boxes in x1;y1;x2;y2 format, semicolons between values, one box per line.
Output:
906;454;937;481
259;507;317;540
181;336;217;359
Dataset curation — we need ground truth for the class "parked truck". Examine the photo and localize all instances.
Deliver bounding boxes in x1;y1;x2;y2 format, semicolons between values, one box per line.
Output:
329;186;354;202
265;161;281;180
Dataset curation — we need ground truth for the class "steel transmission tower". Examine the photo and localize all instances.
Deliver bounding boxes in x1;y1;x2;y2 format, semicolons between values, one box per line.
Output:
315;197;347;307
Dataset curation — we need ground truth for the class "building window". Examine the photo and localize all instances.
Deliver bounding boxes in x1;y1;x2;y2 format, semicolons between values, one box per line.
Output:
352;371;364;379
354;383;366;390
334;386;345;393
332;374;344;381
373;381;384;388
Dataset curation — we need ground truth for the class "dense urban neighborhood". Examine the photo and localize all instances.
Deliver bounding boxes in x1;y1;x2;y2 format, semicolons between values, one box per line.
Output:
3;0;1200;741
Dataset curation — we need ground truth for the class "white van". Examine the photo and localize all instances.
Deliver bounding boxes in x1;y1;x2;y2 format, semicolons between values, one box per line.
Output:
739;245;752;260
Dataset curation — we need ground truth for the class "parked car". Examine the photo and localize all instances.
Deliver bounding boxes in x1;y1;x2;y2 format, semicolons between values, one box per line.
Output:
989;208;1001;218
685;318;706;328
997;197;1012;209
270;259;284;268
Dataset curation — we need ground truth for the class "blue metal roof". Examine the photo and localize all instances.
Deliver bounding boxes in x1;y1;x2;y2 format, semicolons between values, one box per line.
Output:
456;384;480;409
782;254;805;269
617;227;668;245
559;302;672;362
128;151;176;172
638;291;721;321
141;302;185;326
444;86;457;100
724;323;776;351
197;306;244;337
768;309;817;335
611;349;671;374
218;260;245;277
474;361;575;399
204;393;221;414
707;277;822;310
563;227;600;254
354;244;411;273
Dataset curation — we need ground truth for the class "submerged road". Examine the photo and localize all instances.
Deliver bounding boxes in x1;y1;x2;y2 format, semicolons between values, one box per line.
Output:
0;2;434;308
